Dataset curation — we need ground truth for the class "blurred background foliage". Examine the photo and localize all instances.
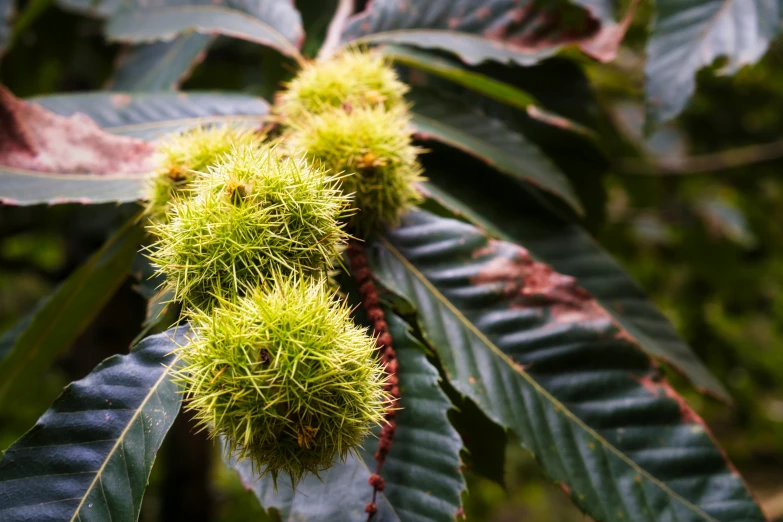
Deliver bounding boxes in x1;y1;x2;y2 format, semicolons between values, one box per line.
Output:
1;0;782;520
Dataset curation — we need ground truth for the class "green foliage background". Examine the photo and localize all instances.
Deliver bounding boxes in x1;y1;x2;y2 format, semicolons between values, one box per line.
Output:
1;1;782;520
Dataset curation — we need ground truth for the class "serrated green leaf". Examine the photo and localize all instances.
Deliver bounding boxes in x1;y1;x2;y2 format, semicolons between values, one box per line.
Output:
0;217;145;407
1;91;269;205
419;169;730;400
108;33;214;91
359;314;465;522
409;90;583;214
104;0;303;60
369;209;764;522
229;313;465;521
0;326;188;520
341;0;612;66
232;454;399;521
645;0;781;127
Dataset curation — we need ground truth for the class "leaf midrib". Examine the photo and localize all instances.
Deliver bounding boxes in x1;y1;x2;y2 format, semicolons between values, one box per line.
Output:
68;355;179;521
378;235;719;522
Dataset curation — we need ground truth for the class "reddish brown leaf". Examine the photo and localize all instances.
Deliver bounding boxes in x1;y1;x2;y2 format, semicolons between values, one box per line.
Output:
0;86;156;175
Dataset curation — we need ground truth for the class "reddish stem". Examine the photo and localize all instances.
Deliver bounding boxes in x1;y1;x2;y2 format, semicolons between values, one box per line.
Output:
346;240;399;521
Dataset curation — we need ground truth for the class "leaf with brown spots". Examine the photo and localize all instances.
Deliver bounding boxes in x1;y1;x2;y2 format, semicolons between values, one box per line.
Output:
341;0;625;66
0;326;188;521
369;209;766;522
0;85;156;205
0;89;270;205
420;166;731;400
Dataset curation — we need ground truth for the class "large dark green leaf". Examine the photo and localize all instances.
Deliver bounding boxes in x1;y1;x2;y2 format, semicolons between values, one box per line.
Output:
359;314;465;522
645;0;781;127
369;209;764;522
403;52;600;133
409;91;583;214
419;162;729;400
1;91;269;205
233;452;398;521
400;56;608;222
108;33;214;91
0;326;188;520
231;314;465;521
0;217;145;406
104;0;303;60
385;45;598;143
341;0;614;66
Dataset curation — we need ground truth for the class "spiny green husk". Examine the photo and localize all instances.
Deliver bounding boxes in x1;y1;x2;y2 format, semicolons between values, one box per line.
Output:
277;48;408;122
175;275;389;486
145;125;263;222
147;145;353;309
285;105;424;237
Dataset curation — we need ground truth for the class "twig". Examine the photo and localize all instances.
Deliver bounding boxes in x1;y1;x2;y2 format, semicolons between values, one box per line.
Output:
762;490;783;520
319;0;354;59
618;137;783;175
346;240;399;521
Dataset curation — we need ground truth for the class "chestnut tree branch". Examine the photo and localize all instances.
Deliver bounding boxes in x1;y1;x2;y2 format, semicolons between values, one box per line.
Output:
319;0;354;59
618;137;783;175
